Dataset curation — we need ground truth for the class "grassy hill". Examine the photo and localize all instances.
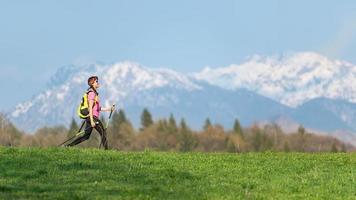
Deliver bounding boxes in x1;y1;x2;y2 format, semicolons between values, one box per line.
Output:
0;147;355;199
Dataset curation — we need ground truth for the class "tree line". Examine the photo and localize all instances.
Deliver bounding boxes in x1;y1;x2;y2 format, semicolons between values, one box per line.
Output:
0;109;353;152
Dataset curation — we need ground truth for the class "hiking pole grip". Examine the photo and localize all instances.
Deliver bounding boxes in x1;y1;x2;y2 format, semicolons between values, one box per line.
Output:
109;104;115;119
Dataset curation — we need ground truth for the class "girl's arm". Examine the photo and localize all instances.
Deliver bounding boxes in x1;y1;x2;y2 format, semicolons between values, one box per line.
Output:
100;105;115;112
100;107;110;112
88;99;95;127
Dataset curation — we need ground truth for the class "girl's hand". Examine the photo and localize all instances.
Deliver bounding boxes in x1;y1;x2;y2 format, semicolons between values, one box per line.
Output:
111;104;116;112
91;120;96;128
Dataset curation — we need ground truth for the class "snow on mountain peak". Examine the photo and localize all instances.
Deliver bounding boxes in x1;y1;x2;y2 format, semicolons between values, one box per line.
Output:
103;61;201;91
46;61;201;98
195;52;356;107
12;102;33;118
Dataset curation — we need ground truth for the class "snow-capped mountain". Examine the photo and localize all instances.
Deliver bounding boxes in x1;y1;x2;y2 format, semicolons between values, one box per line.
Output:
9;52;356;146
10;61;206;132
11;60;295;133
195;52;356;107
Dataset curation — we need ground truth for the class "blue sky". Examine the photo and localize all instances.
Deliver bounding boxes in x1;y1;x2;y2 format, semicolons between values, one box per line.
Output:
1;0;356;111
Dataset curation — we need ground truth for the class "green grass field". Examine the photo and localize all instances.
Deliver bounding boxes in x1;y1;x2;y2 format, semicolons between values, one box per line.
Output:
0;147;355;199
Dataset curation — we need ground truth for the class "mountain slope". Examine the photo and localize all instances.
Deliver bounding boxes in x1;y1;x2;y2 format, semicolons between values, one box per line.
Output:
195;52;356;107
293;98;356;132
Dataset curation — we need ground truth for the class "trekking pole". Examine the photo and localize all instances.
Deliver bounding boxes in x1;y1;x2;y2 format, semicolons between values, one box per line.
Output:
106;104;115;129
58;119;85;147
58;120;99;147
99;104;116;149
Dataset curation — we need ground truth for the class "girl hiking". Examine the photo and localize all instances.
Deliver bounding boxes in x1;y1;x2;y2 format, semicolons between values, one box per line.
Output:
66;75;114;149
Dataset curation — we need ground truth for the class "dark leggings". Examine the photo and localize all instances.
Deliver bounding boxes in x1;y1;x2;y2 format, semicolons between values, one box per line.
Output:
67;117;108;149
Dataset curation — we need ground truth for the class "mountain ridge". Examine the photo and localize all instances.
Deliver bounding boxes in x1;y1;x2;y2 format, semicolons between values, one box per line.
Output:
9;52;356;146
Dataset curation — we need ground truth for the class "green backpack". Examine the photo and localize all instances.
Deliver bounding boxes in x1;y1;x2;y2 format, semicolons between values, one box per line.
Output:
77;90;98;119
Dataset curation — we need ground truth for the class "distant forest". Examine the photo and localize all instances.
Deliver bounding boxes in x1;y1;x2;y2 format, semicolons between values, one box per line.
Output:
0;108;353;152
